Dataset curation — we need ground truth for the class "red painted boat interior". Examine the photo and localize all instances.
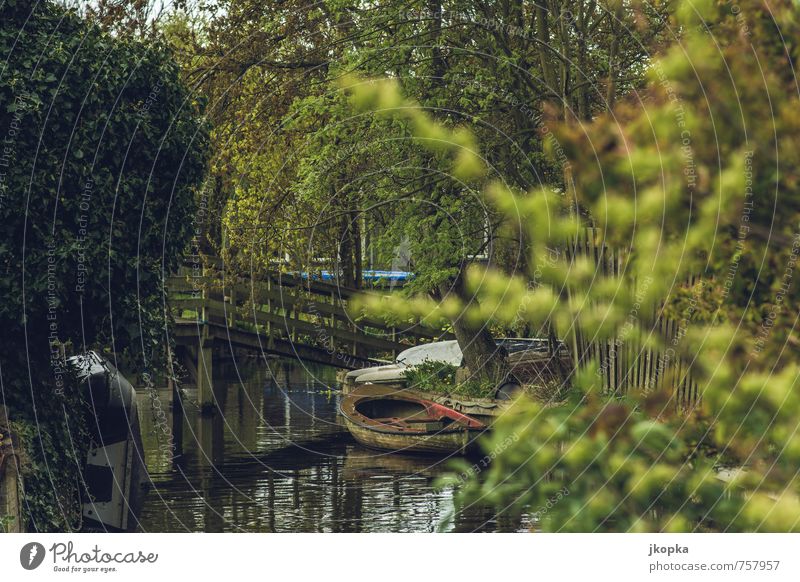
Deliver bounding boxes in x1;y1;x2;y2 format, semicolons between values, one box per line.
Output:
352;395;486;433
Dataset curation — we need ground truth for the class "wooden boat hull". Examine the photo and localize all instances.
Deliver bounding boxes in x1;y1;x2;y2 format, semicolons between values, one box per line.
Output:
340;385;486;455
342;415;480;455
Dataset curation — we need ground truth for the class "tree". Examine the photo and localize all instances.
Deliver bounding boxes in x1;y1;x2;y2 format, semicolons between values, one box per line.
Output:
199;0;668;384
88;2;670;386
351;0;800;531
0;1;208;530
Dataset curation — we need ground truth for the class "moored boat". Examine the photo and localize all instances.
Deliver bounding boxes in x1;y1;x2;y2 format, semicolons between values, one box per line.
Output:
343;337;572;393
339;385;486;455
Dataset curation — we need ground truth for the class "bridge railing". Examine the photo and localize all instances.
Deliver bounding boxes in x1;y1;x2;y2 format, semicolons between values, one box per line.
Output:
167;266;451;361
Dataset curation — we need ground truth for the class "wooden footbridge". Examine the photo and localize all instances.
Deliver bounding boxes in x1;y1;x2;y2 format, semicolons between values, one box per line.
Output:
167;261;449;410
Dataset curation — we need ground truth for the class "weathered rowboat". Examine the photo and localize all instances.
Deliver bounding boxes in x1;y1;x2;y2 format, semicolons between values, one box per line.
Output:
339;385;486;455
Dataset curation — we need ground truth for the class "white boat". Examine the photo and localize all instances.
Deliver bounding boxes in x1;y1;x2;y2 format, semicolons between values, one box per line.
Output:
343;340;462;388
344;338;567;390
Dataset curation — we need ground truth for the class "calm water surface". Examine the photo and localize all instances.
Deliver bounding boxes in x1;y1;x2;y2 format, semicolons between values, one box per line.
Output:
136;358;522;532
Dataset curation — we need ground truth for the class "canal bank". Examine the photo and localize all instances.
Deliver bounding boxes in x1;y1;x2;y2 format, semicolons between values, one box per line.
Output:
137;358;524;532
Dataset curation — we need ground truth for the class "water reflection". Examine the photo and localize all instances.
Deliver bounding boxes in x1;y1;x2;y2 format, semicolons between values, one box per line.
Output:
136;357;521;532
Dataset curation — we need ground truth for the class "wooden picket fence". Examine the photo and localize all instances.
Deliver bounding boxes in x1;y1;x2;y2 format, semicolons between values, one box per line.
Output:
565;229;700;410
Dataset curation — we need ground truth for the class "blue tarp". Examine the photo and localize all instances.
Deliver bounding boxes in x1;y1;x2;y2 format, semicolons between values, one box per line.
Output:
297;270;414;283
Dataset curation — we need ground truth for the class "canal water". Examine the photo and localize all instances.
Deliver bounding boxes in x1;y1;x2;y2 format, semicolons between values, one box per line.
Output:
136;357;523;532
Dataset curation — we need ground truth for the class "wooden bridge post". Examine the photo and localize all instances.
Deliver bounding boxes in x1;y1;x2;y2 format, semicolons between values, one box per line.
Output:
198;269;214;414
227;286;236;328
330;290;338;351
290;305;297;343
266;275;273;347
197;329;215;414
194;264;214;413
200;278;208;325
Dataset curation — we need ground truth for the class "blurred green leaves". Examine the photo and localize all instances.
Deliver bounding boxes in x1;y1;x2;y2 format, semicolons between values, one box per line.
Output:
354;0;800;531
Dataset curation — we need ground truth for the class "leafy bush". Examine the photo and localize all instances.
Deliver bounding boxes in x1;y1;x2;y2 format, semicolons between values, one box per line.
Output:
348;0;800;531
404;360;458;393
405;360;497;398
0;2;208;531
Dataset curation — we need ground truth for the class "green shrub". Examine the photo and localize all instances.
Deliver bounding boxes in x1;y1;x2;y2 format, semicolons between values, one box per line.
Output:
404;360;457;393
405;360;496;398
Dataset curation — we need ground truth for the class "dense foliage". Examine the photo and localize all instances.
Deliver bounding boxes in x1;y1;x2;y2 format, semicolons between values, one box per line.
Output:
0;2;208;530
57;0;800;532
146;0;669;383
351;0;800;531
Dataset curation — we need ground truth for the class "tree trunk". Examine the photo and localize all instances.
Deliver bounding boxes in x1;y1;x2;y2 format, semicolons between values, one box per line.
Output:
536;3;559;94
352;210;362;289
576;0;592;121
428;0;444;84
339;213;356;288
606;3;623;111
440;273;508;387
